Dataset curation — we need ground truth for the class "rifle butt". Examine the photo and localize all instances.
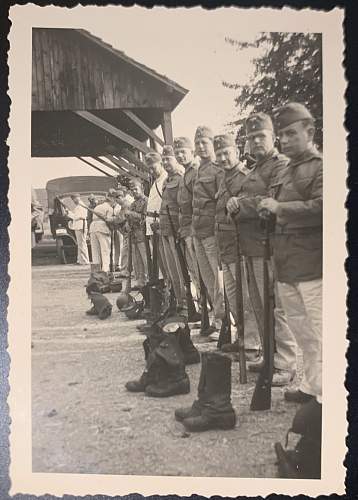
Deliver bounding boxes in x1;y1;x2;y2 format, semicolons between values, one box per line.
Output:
250;381;271;411
238;348;247;384
274;442;300;479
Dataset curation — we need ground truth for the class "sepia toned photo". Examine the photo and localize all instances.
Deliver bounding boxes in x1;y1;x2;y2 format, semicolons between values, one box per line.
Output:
8;4;347;498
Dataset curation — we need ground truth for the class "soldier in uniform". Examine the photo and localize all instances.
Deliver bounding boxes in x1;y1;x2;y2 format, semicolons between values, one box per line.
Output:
226;113;297;386
192;125;225;340
259;103;322;404
159;145;187;314
213;133;262;357
174;136;201;299
125;180;148;289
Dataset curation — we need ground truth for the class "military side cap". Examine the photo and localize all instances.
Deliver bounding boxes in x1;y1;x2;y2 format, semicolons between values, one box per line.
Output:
144;152;162;165
194;125;214;142
274;102;314;130
70;192;81;199
246;113;274;134
174;136;193;150
162;145;175;157
214;134;236;151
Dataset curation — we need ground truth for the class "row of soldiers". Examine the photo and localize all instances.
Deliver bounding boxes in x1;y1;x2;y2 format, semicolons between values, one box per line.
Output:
87;101;322;478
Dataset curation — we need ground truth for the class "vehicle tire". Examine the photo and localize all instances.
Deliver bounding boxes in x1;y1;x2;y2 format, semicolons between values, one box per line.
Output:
56;238;67;264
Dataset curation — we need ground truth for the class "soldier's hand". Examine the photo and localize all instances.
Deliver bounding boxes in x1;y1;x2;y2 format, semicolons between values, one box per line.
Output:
226;197;241;214
259;198;280;214
150;221;160;232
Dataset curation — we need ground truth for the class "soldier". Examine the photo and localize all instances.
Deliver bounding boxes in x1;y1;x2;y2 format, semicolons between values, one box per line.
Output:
213;133;262;357
125;180;148;290
174;136;201;300
192;125;225;340
144;152;169;281
89;190;120;273
66;193;90;265
160;145;187;314
226;112;297;386
259;102;322;404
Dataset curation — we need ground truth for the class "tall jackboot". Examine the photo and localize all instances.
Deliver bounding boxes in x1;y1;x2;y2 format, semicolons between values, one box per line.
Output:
161;316;200;365
182;352;236;432
145;334;190;397
275;398;322;479
175;353;207;422
125;332;164;392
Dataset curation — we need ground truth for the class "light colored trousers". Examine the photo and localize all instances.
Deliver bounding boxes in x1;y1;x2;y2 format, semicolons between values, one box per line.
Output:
74;229;89;264
183;236;201;300
193;235;225;327
277;279;322;398
222;258;297;371
90;231;111;272
132;241;148;287
161;235;186;307
113;230;122;268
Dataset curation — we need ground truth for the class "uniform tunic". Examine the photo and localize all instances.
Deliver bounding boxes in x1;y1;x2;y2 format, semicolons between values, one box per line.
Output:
236;148;289;257
177;162;197;238
160;173;182;236
192;159;224;239
127;195;148;286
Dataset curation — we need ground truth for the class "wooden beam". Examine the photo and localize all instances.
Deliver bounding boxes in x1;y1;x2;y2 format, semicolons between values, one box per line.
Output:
74;110;154;154
104;154;150;182
122;110;164;146
161;111;173;145
121;147;148;172
76;156;113;177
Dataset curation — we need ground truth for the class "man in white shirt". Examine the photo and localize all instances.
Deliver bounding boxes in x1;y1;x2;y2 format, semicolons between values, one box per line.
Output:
66;193;89;265
89;190;120;272
144;152;169;280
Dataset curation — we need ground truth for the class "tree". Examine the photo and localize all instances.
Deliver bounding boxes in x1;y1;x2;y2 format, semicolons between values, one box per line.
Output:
223;32;322;150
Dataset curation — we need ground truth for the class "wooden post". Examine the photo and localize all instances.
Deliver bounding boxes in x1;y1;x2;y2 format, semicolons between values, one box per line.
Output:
161;111;173;145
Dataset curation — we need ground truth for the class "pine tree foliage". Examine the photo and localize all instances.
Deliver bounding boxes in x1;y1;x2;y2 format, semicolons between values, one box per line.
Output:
223;32;323;149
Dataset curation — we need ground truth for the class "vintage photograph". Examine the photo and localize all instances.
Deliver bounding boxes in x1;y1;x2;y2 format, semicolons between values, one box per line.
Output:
6;4;346;496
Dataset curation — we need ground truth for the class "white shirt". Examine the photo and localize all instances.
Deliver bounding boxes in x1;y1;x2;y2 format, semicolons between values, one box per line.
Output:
146;172;167;235
68;205;88;231
89;202;121;235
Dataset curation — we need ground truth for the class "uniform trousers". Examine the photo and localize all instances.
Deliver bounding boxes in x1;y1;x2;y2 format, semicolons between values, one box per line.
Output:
90;231;111;272
74;229;89;264
132;241;148;287
193;235;225;327
120;234;129;276
277;279;322;398
222;258;297;371
161;235;186;307
183;236;201;300
113;230;122;269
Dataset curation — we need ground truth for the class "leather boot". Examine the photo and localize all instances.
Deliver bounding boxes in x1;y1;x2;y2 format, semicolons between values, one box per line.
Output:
88;292;112;319
275;399;322;479
125;333;164;392
145;334;190;397
175;353;207;421
182;352;236;432
86;305;98;316
176;324;200;365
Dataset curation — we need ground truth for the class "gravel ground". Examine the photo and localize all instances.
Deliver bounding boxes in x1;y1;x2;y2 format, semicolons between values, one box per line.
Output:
32;263;301;477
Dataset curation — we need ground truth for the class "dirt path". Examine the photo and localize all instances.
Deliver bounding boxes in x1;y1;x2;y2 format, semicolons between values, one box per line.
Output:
32;264;299;477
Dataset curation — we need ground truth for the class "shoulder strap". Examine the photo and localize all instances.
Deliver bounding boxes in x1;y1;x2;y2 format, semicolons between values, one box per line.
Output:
155;181;162;199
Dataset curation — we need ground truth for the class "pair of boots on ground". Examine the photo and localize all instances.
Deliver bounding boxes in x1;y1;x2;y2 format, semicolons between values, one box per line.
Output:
86;292;112;320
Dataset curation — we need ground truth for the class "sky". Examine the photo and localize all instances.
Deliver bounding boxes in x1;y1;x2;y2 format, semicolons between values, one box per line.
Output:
30;6;262;188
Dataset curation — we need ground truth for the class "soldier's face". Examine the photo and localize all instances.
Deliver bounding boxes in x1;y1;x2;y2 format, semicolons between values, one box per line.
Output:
195;137;214;159
278;121;315;159
248;129;274;159
162;156;177;175
131;185;142;199
215;146;238;170
72;196;80;205
174;147;194;166
149;161;164;179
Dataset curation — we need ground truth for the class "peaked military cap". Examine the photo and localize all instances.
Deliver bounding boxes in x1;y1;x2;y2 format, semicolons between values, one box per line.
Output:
194;125;214;142
144;152;162;165
246;113;274;135
162;145;175;157
274;102;314;130
214;134;236;151
174;136;193;150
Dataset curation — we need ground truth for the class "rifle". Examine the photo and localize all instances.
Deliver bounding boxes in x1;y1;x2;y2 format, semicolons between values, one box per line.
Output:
148;212;163;320
217;288;232;349
233;216;247;384
166;206;198;321
250;216;275;410
198;270;211;336
124;230;133;294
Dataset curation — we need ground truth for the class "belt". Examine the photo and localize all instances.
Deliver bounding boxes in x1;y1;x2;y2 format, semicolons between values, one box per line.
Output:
147;211;159;218
274;225;322;235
